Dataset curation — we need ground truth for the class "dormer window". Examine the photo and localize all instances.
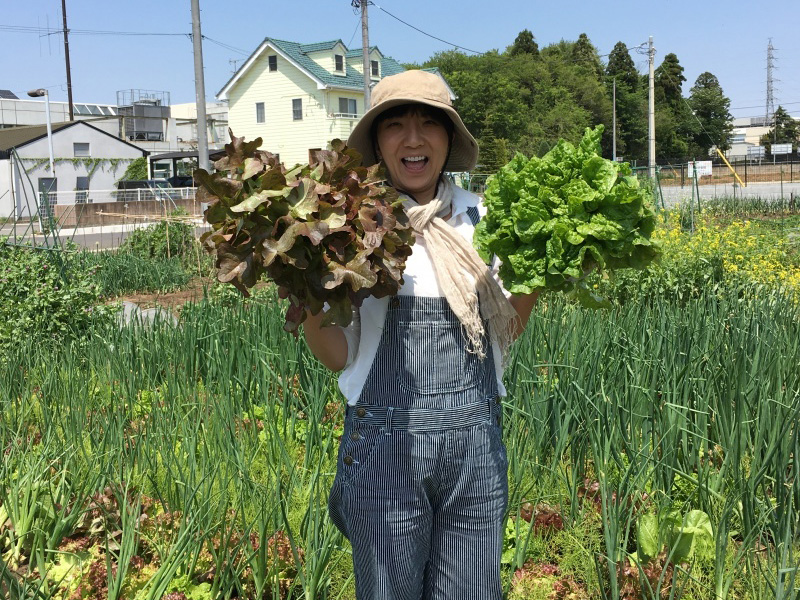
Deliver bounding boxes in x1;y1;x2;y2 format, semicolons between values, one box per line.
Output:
335;54;344;72
370;60;379;78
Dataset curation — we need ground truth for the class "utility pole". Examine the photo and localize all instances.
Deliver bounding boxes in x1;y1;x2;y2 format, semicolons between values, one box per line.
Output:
359;0;371;109
61;0;74;121
191;0;210;174
648;36;655;179
612;77;617;162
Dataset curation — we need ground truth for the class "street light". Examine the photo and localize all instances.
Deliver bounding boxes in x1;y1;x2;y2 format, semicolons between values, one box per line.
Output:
27;88;55;176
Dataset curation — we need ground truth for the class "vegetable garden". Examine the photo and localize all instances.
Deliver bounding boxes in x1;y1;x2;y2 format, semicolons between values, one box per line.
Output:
2;200;800;599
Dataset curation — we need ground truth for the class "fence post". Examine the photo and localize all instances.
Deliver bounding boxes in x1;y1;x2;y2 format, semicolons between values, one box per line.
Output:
744;160;747;186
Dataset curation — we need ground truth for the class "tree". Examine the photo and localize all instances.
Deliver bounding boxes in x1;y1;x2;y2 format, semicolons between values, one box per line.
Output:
653;53;696;159
572;33;603;79
654;53;685;108
509;29;539;57
605;42;647;160
606;42;639;91
688;72;733;155
478;113;510;172
760;106;800;154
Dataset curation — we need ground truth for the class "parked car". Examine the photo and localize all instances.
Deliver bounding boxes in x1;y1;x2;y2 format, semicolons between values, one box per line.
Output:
115;179;183;202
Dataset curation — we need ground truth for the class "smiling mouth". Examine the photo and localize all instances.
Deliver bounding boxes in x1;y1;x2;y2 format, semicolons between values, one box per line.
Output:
402;156;428;172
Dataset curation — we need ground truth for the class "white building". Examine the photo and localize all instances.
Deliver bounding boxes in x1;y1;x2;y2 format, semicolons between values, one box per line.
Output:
0;121;146;218
171;101;229;150
727;117;772;159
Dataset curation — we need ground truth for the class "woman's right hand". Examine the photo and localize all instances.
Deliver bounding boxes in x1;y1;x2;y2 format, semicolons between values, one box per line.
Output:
302;309;349;372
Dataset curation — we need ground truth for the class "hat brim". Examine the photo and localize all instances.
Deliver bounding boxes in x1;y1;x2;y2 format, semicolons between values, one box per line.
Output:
347;97;479;172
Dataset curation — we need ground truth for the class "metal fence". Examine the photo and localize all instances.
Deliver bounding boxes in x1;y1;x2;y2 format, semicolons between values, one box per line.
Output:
655;158;799;187
41;187;197;206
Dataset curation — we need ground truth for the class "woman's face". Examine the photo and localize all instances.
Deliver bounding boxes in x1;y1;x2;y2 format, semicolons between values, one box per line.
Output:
375;107;450;203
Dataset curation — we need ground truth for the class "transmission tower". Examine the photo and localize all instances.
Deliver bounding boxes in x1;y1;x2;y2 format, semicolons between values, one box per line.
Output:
765;39;776;125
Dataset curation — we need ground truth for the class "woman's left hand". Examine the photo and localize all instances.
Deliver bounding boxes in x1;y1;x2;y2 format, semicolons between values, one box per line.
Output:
508;292;539;339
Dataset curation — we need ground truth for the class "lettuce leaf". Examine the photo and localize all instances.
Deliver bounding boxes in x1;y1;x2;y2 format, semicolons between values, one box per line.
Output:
198;132;413;333
474;125;661;307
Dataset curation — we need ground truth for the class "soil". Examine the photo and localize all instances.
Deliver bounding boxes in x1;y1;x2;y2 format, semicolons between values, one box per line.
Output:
114;277;212;312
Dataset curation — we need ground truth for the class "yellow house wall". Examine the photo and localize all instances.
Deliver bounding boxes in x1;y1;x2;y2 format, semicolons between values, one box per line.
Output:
228;47;389;166
346;50;382;81
307;45;348;81
228;52;348;166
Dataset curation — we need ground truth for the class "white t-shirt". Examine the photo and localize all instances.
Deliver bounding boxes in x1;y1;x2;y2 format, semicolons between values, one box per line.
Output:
337;185;510;405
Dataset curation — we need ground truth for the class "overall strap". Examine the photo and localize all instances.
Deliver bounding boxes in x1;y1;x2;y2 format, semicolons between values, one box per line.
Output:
466;205;480;226
465;205;493;267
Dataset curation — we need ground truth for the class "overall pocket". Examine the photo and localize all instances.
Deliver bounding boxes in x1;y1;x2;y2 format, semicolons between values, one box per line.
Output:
337;418;385;485
396;320;484;394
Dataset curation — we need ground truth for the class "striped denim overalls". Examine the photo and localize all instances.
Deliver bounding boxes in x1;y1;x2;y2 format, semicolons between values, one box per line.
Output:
328;208;508;600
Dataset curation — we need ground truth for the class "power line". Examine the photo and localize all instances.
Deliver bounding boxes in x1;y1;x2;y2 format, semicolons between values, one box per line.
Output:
347;13;362;47
0;23;186;36
732;100;800;110
370;3;483;55
202;36;249;56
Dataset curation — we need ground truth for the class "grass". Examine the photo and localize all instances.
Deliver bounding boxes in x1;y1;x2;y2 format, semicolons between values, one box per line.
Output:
2;287;799;599
3;199;800;599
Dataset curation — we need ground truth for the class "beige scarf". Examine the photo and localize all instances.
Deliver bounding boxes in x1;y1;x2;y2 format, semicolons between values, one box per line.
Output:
403;178;519;360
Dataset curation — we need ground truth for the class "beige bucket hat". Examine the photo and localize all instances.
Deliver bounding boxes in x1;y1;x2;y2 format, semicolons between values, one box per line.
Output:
347;70;479;172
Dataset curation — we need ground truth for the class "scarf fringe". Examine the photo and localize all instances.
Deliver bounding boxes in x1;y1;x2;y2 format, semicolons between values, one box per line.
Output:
404;179;519;361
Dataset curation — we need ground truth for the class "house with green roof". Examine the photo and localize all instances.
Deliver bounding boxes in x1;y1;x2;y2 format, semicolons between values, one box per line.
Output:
216;37;409;166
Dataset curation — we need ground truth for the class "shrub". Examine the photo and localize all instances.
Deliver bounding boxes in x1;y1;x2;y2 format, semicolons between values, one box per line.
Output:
118;157;148;181
595;209;800;305
119;210;197;262
0;242;114;351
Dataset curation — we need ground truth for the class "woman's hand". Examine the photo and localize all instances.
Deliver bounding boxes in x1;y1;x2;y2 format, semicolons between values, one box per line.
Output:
508;292;539;340
302;310;349;372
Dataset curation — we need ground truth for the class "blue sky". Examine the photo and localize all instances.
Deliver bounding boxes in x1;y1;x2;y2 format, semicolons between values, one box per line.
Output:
3;0;799;120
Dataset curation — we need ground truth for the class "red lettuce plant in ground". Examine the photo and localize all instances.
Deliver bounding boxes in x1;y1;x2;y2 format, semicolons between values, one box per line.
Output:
197;132;413;332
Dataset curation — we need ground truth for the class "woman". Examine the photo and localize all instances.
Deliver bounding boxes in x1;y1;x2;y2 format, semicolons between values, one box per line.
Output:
304;70;538;600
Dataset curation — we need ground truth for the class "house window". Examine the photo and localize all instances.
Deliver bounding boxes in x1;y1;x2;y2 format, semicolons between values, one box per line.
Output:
76;176;89;203
338;97;357;117
73;142;90;157
371;60;379;77
256;102;265;123
334;54;344;72
292;98;303;121
268;55;278;72
308;148;322;164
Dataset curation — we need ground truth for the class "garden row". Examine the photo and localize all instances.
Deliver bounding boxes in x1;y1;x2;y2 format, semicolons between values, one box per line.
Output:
1;200;799;599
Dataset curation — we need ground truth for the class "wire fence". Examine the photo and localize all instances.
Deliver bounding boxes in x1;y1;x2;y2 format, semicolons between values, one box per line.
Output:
656;158;800;187
460;157;800;197
1;188;211;252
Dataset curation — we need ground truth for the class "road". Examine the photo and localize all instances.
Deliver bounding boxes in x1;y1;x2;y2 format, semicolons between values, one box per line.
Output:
659;180;800;207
